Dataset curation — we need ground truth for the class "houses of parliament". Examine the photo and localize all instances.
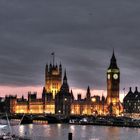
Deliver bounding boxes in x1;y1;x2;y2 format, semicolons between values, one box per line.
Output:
8;51;123;116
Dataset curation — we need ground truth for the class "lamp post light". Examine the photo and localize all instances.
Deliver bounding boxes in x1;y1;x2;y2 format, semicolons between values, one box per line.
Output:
58;110;61;113
91;98;96;102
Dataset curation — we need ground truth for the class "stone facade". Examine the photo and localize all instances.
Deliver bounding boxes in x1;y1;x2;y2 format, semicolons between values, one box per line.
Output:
7;52;123;116
123;87;140;116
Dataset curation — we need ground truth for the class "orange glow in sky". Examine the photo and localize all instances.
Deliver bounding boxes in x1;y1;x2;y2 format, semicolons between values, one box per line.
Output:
0;86;125;102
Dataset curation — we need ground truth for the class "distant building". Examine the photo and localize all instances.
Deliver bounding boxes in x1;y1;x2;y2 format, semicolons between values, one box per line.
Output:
45;63;62;99
107;50;122;115
7;51;123;116
0;97;6;113
55;71;73;116
71;89;106;115
5;95;17;113
123;87;140;118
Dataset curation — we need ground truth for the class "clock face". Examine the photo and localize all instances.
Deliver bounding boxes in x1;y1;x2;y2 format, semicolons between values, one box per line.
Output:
107;74;110;79
113;74;118;79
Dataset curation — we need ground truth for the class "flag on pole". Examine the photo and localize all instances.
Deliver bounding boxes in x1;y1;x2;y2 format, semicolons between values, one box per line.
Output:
51;52;55;65
51;52;54;55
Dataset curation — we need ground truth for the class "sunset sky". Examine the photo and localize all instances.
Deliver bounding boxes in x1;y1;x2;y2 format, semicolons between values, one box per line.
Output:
0;0;140;101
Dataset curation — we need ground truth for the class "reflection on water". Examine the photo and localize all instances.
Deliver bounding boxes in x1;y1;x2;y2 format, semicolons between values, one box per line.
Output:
19;125;24;136
10;124;140;140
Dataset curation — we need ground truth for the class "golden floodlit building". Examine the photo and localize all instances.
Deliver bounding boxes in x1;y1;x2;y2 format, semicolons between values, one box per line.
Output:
8;52;123;116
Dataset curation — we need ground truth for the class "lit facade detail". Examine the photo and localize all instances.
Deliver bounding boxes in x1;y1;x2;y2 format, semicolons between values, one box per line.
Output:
107;51;122;115
123;87;140;118
7;52;123;116
14;101;55;114
45;63;62;99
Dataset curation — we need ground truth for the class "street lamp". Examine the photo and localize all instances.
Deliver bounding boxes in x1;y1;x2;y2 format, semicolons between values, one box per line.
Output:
91;98;96;102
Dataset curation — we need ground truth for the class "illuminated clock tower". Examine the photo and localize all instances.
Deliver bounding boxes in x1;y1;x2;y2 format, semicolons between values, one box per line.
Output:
107;51;120;114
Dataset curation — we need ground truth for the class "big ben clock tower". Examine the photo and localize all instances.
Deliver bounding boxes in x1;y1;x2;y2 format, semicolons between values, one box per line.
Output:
107;51;120;115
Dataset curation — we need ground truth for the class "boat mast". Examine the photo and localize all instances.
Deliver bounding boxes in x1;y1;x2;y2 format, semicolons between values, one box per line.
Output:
6;113;12;135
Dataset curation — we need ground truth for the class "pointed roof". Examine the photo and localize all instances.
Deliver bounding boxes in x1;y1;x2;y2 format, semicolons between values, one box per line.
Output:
59;62;62;67
63;69;67;81
101;93;105;102
21;95;24;100
46;63;48;68
86;86;91;99
87;86;90;93
71;89;74;100
124;87;133;100
43;86;46;92
87;86;90;94
60;70;69;93
134;87;139;99
108;50;119;69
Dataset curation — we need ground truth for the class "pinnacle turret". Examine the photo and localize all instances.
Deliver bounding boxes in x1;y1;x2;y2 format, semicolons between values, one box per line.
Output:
86;86;91;100
60;70;69;92
63;69;67;83
108;50;118;69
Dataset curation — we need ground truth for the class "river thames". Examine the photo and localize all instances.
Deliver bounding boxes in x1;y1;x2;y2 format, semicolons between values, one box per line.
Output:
8;124;140;140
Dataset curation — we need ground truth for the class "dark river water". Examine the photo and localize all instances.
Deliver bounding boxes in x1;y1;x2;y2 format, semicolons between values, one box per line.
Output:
6;124;140;140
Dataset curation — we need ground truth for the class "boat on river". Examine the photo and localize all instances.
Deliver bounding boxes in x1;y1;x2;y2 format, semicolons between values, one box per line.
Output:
0;114;30;140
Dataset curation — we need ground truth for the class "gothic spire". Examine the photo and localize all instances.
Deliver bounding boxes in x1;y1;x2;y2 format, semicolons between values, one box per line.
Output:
60;69;69;92
71;89;74;100
86;86;91;100
108;50;118;69
63;69;67;83
51;52;55;66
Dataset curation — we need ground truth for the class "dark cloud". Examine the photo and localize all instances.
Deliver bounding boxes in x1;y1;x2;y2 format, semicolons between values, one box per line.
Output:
0;0;140;91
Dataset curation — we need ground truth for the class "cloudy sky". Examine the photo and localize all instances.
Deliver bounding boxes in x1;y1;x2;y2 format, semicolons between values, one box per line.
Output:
0;0;140;98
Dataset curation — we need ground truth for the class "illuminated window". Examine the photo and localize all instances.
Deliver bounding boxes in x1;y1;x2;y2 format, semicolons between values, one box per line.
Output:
91;98;96;102
71;110;74;114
